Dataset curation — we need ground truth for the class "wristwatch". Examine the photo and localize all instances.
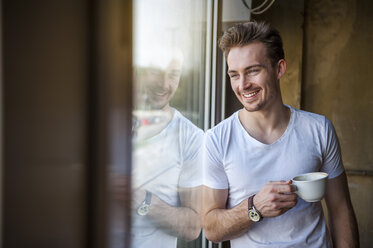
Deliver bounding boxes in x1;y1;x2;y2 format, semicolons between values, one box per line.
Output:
137;191;152;216
248;195;262;222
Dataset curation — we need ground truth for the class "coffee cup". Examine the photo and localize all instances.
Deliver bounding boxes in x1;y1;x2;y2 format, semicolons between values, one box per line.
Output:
292;172;328;202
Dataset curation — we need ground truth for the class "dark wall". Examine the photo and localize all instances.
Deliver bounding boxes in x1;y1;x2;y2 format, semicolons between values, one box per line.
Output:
302;0;373;246
3;1;88;247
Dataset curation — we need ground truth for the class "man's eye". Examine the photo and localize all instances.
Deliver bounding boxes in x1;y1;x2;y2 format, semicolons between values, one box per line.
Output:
248;69;259;74
168;73;180;80
229;74;238;79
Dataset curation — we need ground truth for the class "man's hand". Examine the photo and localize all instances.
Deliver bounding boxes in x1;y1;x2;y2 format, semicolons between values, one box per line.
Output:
132;188;148;210
202;181;297;243
254;180;297;217
109;172;148;211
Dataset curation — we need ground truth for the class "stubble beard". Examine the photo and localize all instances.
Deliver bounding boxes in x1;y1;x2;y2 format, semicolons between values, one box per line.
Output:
147;99;170;111
242;99;267;113
145;88;172;111
240;84;279;113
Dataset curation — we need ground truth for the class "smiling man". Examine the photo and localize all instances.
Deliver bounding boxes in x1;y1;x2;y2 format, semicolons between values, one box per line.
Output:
128;50;203;248
202;21;359;247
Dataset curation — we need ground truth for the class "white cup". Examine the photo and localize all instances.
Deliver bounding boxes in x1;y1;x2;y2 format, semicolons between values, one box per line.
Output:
292;172;328;202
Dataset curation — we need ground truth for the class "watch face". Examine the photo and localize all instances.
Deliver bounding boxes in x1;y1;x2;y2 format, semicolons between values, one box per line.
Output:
248;209;261;222
137;203;150;216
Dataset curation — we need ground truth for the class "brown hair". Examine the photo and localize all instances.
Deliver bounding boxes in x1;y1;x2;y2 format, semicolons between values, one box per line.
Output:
218;21;284;66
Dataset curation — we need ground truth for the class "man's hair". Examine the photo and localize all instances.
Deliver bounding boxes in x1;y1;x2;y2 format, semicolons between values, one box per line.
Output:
218;21;284;66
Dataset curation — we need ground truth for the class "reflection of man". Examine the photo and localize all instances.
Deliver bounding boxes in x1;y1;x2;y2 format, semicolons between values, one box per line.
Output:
131;51;203;248
143;58;182;110
202;22;359;247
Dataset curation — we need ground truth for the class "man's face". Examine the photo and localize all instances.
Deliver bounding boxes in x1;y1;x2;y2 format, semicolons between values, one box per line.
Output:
227;42;283;113
144;59;182;110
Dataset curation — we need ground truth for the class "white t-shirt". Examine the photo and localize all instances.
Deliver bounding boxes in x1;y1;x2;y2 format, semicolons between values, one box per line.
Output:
131;109;203;248
203;105;344;248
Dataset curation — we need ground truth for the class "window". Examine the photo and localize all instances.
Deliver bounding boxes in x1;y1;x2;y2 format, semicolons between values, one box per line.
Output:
131;0;208;247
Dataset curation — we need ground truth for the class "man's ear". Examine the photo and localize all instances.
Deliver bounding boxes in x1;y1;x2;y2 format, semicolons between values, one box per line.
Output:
277;59;286;79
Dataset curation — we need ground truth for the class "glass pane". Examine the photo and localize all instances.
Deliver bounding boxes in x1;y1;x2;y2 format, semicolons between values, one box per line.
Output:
131;0;206;247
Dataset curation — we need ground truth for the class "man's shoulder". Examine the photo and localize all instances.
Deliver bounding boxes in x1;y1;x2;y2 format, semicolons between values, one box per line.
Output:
173;109;202;129
291;106;327;125
207;111;239;136
289;106;332;134
171;109;204;141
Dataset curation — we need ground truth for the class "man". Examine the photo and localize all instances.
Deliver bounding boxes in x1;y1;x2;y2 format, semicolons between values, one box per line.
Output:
129;49;203;247
202;21;359;247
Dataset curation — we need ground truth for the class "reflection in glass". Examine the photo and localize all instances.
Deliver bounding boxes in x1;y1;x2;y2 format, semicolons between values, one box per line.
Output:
130;0;206;247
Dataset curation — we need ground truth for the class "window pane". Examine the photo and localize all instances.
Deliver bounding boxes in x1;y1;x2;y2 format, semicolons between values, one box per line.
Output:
132;0;206;247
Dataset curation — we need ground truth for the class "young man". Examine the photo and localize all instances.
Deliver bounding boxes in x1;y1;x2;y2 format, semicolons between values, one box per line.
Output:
202;21;359;247
111;50;203;247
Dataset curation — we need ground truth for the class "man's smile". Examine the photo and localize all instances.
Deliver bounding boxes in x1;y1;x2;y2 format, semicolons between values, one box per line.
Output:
242;89;260;100
153;91;169;97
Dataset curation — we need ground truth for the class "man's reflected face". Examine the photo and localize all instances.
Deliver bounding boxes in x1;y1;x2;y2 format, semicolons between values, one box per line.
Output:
144;59;182;110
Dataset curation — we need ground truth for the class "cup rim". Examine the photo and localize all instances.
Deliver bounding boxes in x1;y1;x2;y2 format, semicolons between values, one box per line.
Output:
292;172;328;182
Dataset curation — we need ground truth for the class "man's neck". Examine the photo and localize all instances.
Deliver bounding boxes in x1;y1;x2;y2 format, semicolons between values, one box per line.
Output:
238;103;291;144
134;105;174;141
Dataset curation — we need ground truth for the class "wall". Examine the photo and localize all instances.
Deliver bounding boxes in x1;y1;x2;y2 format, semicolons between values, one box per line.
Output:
3;1;88;247
302;0;373;246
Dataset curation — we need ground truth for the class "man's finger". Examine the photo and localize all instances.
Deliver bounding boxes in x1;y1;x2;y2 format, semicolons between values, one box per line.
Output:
267;180;291;185
276;192;298;202
272;184;294;193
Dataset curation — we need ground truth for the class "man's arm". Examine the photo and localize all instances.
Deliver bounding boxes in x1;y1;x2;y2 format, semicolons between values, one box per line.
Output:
113;173;202;241
202;186;251;243
325;172;359;247
202;181;297;243
145;186;202;241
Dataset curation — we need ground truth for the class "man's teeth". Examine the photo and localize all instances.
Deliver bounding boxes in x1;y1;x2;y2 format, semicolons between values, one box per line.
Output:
154;92;167;96
243;91;258;98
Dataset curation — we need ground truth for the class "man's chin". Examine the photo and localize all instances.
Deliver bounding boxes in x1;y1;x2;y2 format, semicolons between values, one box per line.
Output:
242;103;265;113
148;101;169;110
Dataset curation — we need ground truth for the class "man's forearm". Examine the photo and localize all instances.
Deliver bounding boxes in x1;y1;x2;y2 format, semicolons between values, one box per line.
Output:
325;173;360;248
328;204;359;248
203;199;253;243
147;194;201;241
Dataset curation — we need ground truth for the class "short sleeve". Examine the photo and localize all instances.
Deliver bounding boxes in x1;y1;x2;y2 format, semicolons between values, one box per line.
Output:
178;127;204;188
321;118;345;179
202;130;229;189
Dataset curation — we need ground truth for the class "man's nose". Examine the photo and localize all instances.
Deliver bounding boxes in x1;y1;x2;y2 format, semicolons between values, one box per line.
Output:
239;75;252;90
150;73;167;88
160;74;173;88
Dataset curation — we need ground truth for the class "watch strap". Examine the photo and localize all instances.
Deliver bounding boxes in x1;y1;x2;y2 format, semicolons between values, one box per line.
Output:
248;195;254;210
248;194;262;222
145;190;152;205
